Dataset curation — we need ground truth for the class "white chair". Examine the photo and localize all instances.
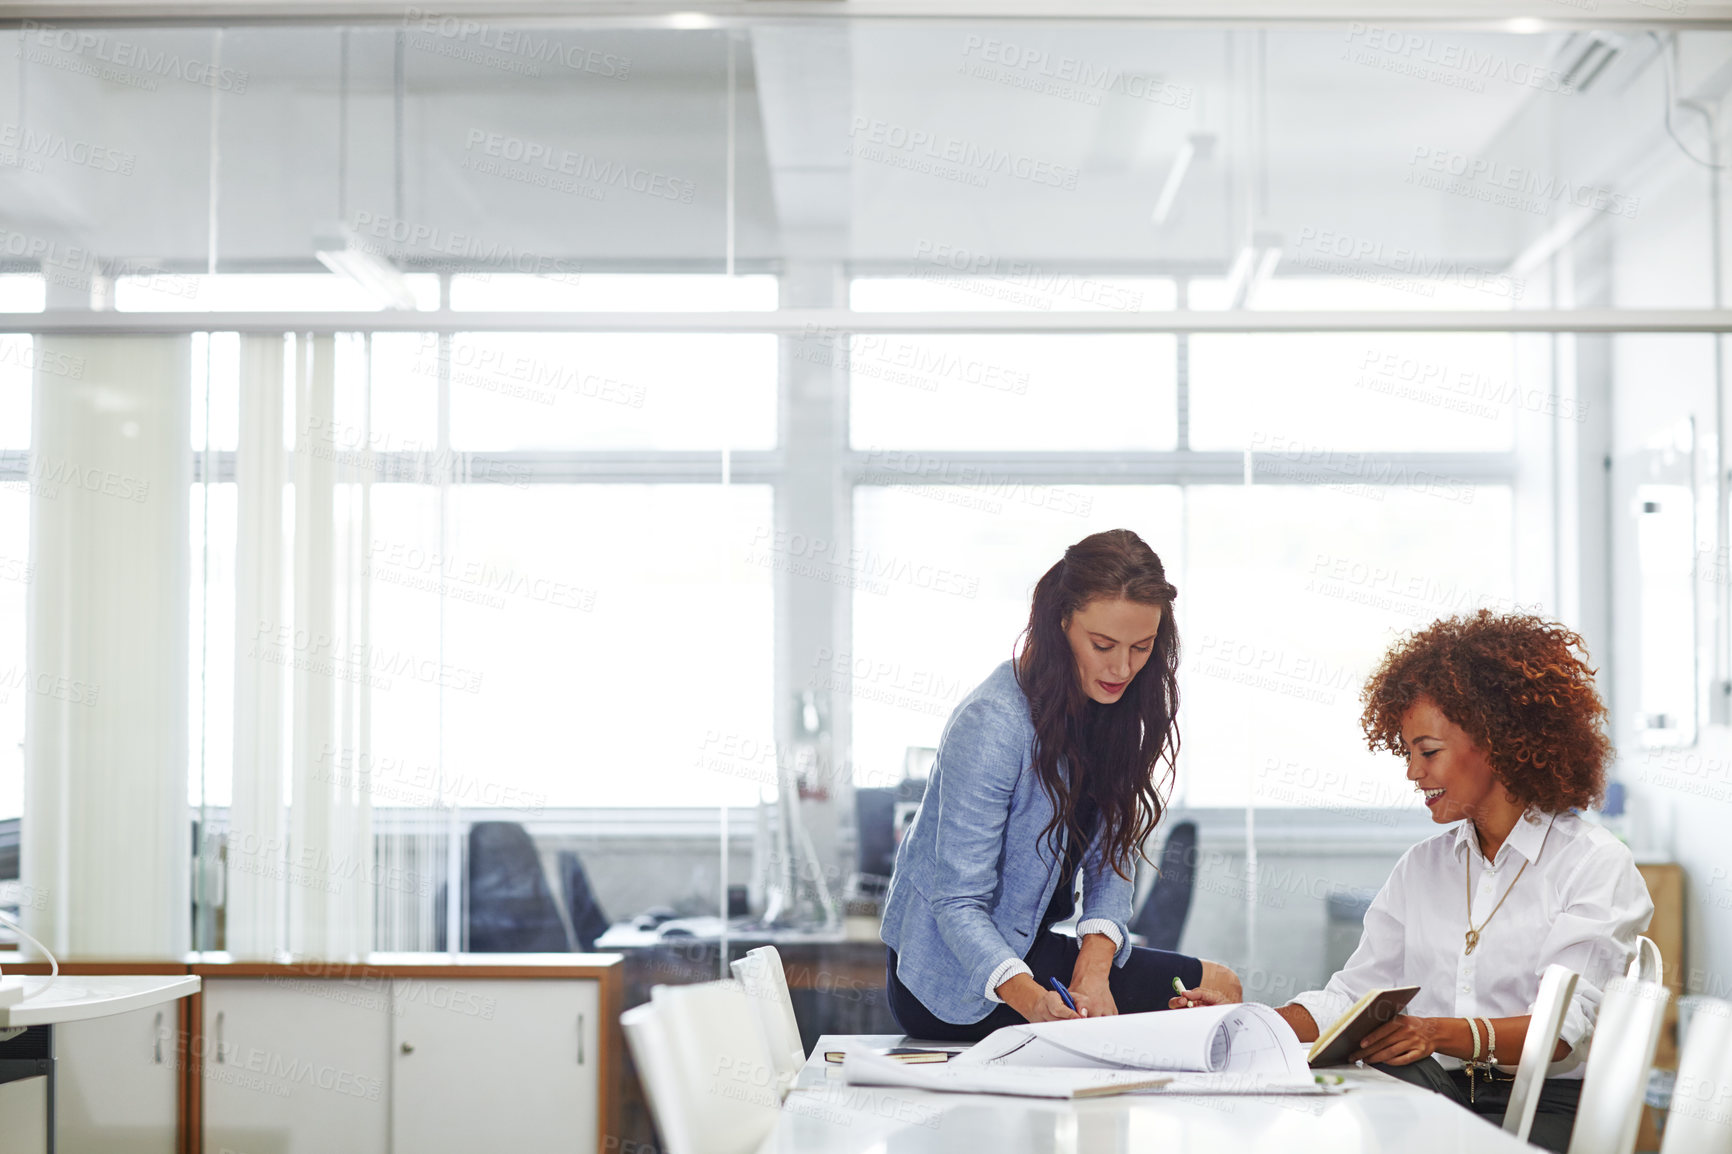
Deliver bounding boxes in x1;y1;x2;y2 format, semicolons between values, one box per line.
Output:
1503;964;1580;1143
1627;935;1664;985
639;980;783;1154
1659;997;1732;1154
1566;977;1671;1154
622;1000;700;1154
729;945;806;1099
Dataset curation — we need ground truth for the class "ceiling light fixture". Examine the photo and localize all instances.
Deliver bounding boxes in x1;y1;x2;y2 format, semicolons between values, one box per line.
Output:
1223;232;1283;309
1151;132;1215;225
313;227;418;310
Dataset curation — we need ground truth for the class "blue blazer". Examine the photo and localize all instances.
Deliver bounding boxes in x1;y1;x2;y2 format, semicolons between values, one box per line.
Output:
879;661;1136;1026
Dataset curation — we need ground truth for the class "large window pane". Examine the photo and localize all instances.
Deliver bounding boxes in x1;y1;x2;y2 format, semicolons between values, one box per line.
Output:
117;273;442;313
0;483;22;945
412;333;778;451
188;482;238;809
0;484;25;822
1189;275;1525;313
0;336;32;451
1191;332;1524;451
1184;483;1515;809
851;485;1182;785
368;483;773;808
451;273;777;311
852;275;1175;313
850;334;1177;450
0;277;45;312
854;481;1514;807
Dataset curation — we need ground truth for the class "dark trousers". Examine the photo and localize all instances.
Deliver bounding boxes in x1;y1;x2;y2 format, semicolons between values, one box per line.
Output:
885;932;1204;1042
1374;1058;1581;1153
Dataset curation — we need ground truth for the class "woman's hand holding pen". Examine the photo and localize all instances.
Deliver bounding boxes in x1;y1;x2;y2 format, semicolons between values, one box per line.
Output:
998;973;1082;1023
1168;983;1222;1009
1068;971;1117;1018
1167;963;1246;1010
1068;933;1119;1018
1066;942;1122;1018
1027;988;1085;1023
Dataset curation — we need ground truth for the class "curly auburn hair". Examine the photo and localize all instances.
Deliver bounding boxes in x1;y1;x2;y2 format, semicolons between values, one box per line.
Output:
1360;609;1611;812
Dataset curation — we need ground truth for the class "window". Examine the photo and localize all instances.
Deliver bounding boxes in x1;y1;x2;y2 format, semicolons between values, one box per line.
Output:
12;13;1711;966
436;334;777;451
845;276;1520;810
850;333;1178;451
851;485;1182;786
1184;483;1514;809
0;485;25;822
1189;332;1519;452
372;482;773;809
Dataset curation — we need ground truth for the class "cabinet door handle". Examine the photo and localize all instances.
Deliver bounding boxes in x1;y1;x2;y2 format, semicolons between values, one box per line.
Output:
577;1012;585;1065
214;1011;225;1064
153;1012;164;1064
401;1042;415;1055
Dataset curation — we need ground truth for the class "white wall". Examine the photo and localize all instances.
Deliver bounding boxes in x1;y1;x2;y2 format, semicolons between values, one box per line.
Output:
1603;69;1732;1000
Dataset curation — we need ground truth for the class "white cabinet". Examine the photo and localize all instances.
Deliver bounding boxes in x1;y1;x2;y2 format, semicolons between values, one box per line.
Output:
391;979;600;1154
0;1075;47;1154
201;978;391;1154
55;1004;179;1154
199;975;602;1154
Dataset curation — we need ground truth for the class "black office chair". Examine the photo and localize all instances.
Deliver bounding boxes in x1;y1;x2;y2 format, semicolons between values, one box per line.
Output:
1128;820;1198;952
466;821;573;952
558;849;610;952
854;787;898;895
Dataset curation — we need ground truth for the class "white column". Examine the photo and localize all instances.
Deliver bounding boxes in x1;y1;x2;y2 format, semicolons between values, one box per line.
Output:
23;335;192;958
227;334;288;958
775;260;850;924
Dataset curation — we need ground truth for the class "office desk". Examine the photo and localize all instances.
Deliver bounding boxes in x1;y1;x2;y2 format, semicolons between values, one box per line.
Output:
762;1034;1536;1154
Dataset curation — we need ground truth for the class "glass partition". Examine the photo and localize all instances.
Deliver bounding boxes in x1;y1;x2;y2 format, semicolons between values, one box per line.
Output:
0;20;1722;1011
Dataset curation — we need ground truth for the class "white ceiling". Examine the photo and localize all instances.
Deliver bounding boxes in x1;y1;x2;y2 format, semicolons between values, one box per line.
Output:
0;21;1721;279
4;1;1732;22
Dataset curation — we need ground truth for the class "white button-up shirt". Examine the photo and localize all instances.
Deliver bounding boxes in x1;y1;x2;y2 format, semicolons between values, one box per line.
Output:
1290;809;1653;1078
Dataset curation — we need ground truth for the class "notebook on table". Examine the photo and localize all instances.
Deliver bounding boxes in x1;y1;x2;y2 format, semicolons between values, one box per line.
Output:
824;1046;955;1065
1304;986;1421;1067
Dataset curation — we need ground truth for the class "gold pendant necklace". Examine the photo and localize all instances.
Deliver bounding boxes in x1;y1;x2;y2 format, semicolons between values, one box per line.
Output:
1462;817;1554;955
1464;851;1526;955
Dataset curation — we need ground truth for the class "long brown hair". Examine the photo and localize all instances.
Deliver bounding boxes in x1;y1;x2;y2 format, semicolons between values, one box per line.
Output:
1014;529;1180;880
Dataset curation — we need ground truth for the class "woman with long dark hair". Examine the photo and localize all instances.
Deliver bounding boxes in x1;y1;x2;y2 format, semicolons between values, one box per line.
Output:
879;529;1242;1041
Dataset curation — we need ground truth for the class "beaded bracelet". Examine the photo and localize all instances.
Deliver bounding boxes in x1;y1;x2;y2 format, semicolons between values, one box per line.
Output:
1464;1017;1484;1103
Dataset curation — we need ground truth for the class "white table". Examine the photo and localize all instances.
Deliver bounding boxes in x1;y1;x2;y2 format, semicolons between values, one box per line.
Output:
759;1034;1539;1154
0;974;200;1028
0;974;200;1154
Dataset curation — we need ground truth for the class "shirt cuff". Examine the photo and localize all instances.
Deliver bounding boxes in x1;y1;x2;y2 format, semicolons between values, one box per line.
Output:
1558;994;1592;1053
1288;989;1351;1037
984;958;1033;1003
1075;919;1124;951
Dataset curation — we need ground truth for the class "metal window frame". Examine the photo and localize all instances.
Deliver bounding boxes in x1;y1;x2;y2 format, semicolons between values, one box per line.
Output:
8;307;1732;334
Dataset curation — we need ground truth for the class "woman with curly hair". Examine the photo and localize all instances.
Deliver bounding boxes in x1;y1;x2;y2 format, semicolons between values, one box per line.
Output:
1176;609;1651;1152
